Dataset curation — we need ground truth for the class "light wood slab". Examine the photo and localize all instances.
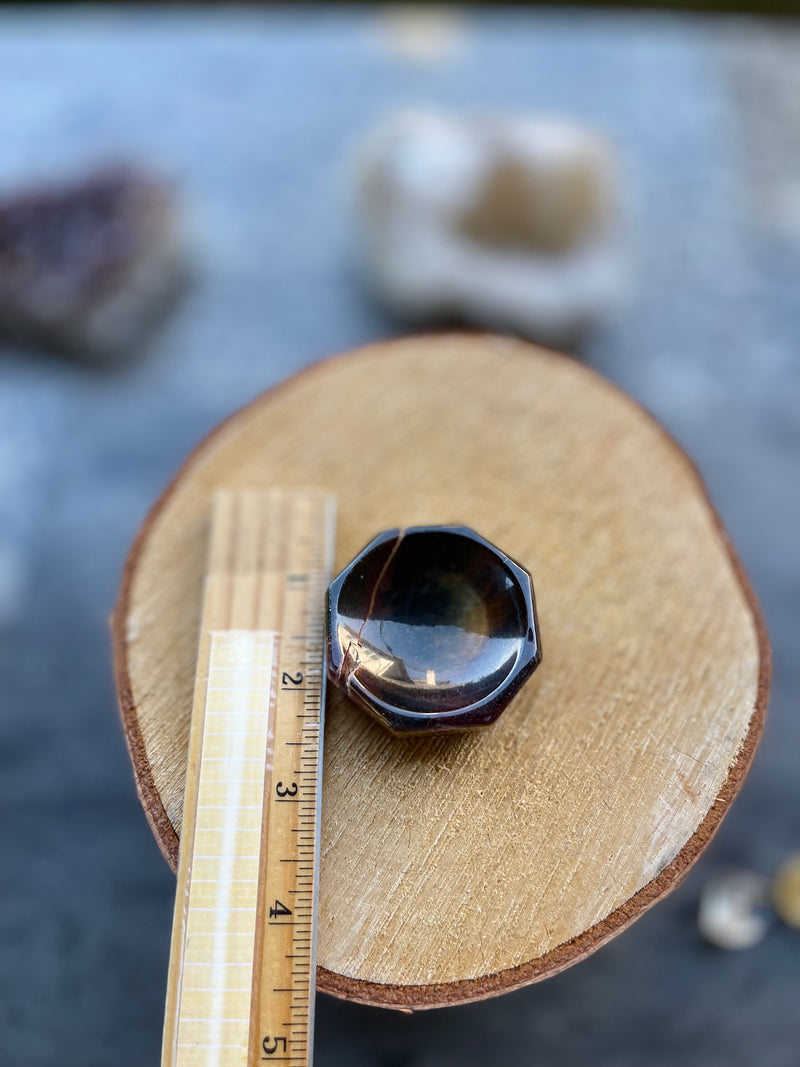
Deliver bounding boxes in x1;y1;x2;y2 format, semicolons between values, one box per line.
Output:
112;334;769;1009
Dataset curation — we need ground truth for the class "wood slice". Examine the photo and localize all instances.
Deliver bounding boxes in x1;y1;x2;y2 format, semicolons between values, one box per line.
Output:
112;334;769;1010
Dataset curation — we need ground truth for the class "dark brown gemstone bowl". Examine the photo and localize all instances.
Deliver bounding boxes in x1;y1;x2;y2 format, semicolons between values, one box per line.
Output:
326;526;541;735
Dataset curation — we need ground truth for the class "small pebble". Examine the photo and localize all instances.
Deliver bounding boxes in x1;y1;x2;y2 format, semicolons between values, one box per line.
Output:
772;854;800;929
697;869;770;950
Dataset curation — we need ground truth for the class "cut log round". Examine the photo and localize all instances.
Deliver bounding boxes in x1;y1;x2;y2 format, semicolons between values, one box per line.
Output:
112;334;769;1009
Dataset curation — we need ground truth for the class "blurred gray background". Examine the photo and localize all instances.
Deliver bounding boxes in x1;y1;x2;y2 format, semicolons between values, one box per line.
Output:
0;7;798;1066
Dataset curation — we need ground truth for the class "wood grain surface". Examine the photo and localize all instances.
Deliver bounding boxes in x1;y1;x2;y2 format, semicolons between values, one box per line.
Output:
112;334;769;1009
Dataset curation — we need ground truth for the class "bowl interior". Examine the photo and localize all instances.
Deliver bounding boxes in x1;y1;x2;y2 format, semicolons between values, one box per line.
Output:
334;529;529;714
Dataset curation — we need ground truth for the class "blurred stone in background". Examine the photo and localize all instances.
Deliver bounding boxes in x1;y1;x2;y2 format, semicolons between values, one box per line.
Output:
0;164;187;363
697;870;771;950
352;110;626;344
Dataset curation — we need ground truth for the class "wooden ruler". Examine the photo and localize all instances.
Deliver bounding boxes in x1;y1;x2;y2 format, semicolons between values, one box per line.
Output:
161;489;336;1067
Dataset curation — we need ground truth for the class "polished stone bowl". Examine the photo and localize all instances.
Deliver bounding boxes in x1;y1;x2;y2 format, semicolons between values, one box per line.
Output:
326;525;541;735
